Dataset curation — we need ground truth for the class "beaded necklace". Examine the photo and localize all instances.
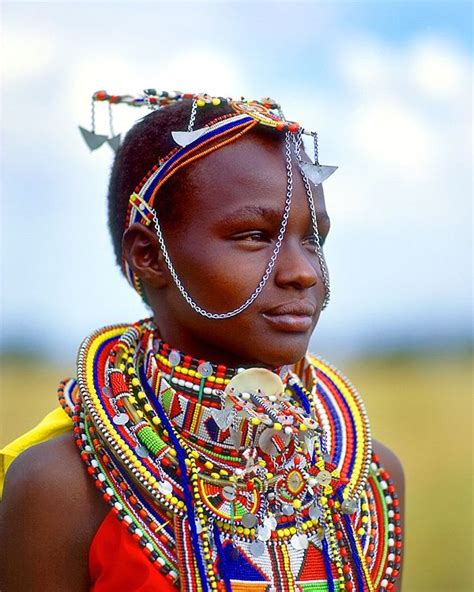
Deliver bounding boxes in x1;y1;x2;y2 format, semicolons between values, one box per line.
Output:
63;319;402;591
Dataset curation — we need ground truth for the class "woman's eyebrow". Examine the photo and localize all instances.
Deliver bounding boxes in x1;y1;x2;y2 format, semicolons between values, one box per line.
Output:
220;205;284;226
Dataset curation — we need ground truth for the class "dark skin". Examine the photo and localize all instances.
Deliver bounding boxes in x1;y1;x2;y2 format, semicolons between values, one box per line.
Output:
0;132;404;590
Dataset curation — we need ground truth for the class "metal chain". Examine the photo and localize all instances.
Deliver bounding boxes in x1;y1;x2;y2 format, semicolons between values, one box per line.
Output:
108;103;115;137
187;99;198;132
152;132;295;319
292;131;331;310
312;132;319;165
91;96;96;133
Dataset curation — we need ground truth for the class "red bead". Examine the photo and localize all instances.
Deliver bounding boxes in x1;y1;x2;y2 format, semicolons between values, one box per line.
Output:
345;582;353;590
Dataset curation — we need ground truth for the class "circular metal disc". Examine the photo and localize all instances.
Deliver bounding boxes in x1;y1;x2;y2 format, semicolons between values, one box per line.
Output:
315;470;332;486
249;540;265;557
309;504;322;520
290;533;302;550
157;480;173;496
223;485;236;501
113;413;129;426
134;443;149;458
224;368;284;398
169;350;181;367
257;524;271;542
264;516;278;531
197;361;213;378
241;512;258;528
281;504;295;516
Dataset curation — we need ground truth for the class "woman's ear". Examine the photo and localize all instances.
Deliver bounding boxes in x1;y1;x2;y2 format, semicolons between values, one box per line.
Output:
122;223;168;288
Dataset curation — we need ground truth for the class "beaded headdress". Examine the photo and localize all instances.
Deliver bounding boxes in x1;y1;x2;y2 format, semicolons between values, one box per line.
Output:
79;90;337;316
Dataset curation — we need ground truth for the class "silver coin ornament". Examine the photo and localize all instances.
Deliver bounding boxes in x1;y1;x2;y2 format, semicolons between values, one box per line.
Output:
264;515;278;531
249;540;265;557
223;485;236;501
309;504;322;520
256;524;271;542
281;504;295;516
168;350;181;367
241;512;258;528
157;480;173;496
113;412;129;426
194;518;203;534
290;533;307;550
341;498;359;514
134;443;150;458
197;361;213;378
315;469;332;486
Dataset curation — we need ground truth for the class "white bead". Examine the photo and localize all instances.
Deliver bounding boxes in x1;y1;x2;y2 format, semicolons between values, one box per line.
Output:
204;387;212;395
106;487;114;496
388;510;394;518
385;495;392;504
388;524;395;531
380;480;388;489
98;473;106;482
157;557;165;566
388;553;395;561
124;515;132;524
114;502;123;511
146;542;154;551
135;528;143;537
388;538;395;546
91;459;99;468
386;567;393;575
185;381;193;389
381;579;388;587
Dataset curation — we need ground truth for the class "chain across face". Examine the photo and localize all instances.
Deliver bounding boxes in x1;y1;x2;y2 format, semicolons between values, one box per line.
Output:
150;130;331;320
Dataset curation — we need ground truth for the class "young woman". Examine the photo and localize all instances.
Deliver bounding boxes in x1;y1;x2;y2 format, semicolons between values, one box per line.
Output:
0;92;404;591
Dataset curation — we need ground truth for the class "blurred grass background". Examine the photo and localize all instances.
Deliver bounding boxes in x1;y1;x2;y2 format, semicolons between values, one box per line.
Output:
1;350;472;591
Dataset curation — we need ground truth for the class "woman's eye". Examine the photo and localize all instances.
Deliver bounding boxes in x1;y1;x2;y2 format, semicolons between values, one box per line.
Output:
236;231;270;242
303;234;326;247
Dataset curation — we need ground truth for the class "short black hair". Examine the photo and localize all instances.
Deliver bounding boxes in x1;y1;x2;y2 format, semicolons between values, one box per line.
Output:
107;99;235;267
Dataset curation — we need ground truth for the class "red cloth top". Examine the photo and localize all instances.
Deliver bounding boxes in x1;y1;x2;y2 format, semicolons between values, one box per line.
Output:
89;509;177;591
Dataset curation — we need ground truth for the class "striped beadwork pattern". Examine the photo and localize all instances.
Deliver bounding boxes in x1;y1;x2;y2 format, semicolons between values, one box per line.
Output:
61;320;402;591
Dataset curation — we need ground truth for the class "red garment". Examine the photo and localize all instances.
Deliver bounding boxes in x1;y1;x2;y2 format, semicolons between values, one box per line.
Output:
89;509;177;591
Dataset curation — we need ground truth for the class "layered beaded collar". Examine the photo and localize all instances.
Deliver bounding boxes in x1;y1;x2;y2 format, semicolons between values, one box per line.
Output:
67;319;402;591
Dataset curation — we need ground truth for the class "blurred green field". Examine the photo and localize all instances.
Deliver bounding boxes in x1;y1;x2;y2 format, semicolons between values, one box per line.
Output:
1;352;472;591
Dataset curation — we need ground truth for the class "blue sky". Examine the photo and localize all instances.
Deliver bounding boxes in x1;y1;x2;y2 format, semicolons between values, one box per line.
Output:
1;1;472;363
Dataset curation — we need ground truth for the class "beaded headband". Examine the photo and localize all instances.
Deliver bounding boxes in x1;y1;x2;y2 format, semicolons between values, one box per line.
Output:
79;90;337;315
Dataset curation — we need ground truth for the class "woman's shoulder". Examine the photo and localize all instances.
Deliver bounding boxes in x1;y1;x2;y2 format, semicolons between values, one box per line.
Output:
0;431;109;590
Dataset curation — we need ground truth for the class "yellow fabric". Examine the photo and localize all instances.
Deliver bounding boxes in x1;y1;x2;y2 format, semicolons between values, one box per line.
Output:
0;406;73;499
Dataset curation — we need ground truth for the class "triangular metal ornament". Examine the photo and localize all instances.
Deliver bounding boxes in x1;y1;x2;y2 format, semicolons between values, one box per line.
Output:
171;127;207;147
78;126;108;151
211;406;235;431
300;161;338;186
107;134;121;153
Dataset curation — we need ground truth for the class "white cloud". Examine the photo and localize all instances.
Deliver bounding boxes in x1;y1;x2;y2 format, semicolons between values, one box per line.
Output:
409;36;471;100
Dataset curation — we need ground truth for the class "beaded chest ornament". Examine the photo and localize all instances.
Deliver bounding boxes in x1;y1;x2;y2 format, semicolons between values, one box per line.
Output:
79;90;336;315
63;319;403;591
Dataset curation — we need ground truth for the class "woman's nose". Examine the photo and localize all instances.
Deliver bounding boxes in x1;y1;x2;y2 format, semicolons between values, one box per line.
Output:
273;237;320;290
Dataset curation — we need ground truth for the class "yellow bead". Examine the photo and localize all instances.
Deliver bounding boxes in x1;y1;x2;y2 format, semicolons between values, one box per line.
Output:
361;516;369;524
191;451;199;459
144;403;152;412
196;99;205;107
320;496;328;505
169;449;177;457
215;377;224;384
273;422;282;431
289;526;297;534
293;499;302;509
357;527;365;536
266;472;273;479
211;473;220;480
236;526;243;534
361;503;369;511
212;97;221;105
251;417;261;426
152;416;160;425
205;461;213;470
132;378;140;386
243;528;250;536
299;423;308;431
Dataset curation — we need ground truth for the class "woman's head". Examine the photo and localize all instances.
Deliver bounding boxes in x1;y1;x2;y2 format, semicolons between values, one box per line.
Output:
108;98;331;368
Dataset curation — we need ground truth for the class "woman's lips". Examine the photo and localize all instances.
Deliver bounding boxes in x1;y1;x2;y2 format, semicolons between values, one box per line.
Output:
261;301;316;332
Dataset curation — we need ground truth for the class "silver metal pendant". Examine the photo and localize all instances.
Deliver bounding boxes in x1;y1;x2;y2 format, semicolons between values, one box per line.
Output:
223;485;236;501
107;134;121;152
171;127;207;147
264;515;278;531
157;480;173;496
299;161;338;186
341;498;359;514
134;443;149;458
113;412;129;426
281;504;295;516
309;504;322;520
249;540;265;557
78;126;108;151
315;470;332;486
256;524;271;542
241;512;257;528
224;367;284;398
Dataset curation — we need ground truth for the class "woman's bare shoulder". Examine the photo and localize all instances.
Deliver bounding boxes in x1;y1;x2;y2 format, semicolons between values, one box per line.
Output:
0;432;109;591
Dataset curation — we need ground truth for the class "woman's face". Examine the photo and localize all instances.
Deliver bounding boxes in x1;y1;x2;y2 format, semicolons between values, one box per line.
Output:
126;131;331;368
